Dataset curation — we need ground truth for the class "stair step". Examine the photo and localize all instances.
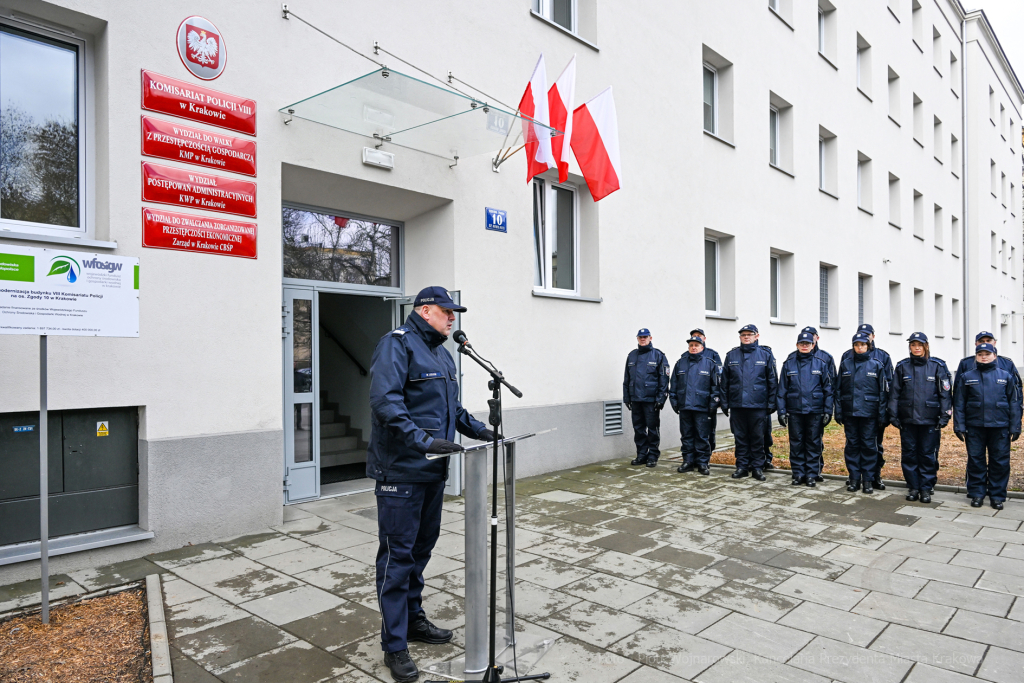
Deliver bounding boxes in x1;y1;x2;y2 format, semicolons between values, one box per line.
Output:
320;422;350;438
320;410;335;423
321;435;359;451
321;448;366;468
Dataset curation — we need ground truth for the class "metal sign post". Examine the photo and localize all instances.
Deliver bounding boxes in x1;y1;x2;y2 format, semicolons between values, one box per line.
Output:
39;335;48;624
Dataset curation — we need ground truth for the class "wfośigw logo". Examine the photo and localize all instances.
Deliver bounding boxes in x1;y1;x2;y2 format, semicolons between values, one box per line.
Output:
185;24;219;68
47;255;80;284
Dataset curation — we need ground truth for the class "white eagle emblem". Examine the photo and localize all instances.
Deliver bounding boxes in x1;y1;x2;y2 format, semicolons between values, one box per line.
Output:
187;29;219;66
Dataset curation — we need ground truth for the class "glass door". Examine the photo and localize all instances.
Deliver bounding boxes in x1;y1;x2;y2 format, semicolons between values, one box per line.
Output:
283;288;319;503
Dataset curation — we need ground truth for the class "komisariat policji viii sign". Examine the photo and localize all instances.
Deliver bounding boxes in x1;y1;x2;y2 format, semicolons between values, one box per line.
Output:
0;246;139;337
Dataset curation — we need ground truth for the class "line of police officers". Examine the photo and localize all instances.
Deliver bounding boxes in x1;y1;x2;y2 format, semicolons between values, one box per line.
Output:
623;324;1023;509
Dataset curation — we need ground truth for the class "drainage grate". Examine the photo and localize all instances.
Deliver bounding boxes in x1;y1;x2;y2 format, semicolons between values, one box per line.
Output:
603;401;624;436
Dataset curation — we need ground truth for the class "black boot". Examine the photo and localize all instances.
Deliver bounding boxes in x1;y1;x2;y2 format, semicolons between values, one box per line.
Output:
846;478;860;492
906;490;919;502
384;650;419;683
814;475;824;482
731;469;749;479
861;476;873;494
804;477;816;488
763;461;775;471
646;459;658;468
792;477;802;486
697;465;711;475
751;469;766;481
919;490;931;504
872;477;886;491
677;462;696;473
970;497;984;508
630;457;646;466
408;616;453;644
991;499;1004;510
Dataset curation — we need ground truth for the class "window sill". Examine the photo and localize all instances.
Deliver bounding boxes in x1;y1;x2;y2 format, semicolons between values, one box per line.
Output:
705;313;738;321
935;156;943;165
889;221;901;229
820;325;840;330
703;130;735;148
952;253;960;259
770;320;797;326
858;206;874;216
529;11;599;51
889;115;901;127
818;52;838;71
914;138;924;148
768;6;794;30
952;88;959;99
914;234;925;241
819;188;839;200
769;163;794;178
858;87;873;102
934;334;945;339
934;66;942;78
0;230;118;250
888;7;900;22
889;331;904;336
935;244;944;251
0;525;154;566
912;39;924;54
532;289;602;303
952;171;960;179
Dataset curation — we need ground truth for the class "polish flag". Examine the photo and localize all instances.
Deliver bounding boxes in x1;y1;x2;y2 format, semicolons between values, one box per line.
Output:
518;54;556;182
547;56;576;183
570;87;621;201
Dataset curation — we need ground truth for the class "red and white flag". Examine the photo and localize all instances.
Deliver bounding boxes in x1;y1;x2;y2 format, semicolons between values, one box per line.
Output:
547;56;576;184
518;54;557;182
570;86;621;201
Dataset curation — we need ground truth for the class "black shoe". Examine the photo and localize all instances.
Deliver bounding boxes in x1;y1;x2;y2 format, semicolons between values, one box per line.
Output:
814;475;824;482
919;490;931;504
384;649;419;682
408;616;453;645
872;478;886;491
677;462;696;473
697;465;711;476
731;469;749;479
991;500;1004;510
752;469;766;481
970;498;983;508
646;460;658;468
804;478;816;488
792;477;802;486
861;477;873;494
847;480;860;492
630;457;647;466
763;462;775;471
906;490;920;502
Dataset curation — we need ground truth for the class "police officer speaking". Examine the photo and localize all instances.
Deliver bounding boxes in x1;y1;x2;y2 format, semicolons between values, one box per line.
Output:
953;342;1022;510
840;323;893;490
836;332;889;494
367;286;496;682
887;333;952;504
778;331;834;487
720;324;778;481
623;328;670;467
670;335;721;475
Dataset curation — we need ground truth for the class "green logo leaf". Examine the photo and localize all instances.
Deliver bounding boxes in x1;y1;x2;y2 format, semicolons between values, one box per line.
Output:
47;261;70;276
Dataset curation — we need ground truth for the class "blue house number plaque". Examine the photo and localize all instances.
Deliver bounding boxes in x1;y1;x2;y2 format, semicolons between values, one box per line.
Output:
485;208;507;233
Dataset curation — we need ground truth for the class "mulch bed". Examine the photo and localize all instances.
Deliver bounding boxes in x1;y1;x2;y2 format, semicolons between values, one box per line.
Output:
0;586;152;683
711;422;1024;491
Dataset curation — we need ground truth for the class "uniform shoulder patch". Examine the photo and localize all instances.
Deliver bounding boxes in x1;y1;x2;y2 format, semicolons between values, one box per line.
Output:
392;327;409;336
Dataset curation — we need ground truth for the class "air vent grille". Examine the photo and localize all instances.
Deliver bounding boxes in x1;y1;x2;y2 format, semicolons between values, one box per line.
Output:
603;401;624;436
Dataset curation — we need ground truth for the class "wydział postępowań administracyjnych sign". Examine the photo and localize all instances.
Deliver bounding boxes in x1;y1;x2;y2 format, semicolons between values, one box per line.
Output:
142;161;256;218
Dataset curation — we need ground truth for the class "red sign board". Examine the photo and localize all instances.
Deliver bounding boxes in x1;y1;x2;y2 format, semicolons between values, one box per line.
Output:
142;162;256;218
142;116;256;176
141;70;256;135
143;208;257;259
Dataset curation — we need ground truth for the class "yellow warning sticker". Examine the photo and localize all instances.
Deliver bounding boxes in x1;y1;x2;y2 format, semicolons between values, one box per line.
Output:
96;421;109;437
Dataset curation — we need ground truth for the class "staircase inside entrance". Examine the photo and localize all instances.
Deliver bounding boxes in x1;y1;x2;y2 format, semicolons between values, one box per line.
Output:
320;390;368;484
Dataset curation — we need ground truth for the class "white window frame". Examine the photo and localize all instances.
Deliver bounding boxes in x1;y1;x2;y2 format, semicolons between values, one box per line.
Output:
819;265;830;326
769;106;780;166
769;254;781;321
0;17;89;238
532;177;580;295
857;159;865;208
769;0;779;10
533;0;577;34
858;276;865;325
703;63;718;135
705;237;720;316
818;137;825;190
818;8;825;54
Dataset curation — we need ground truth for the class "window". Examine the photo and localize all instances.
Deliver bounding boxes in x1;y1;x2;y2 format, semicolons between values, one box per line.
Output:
890;281;902;333
769;0;779;10
817;1;837;63
1000;103;1006;137
933;204;943;249
991;231;998;268
888;67;901;124
951;134;960;175
933;116;942;162
950;51;960;95
703;46;734;141
932;26;942;76
857;34;872;97
912;93;924;145
768;0;793;24
1002;239;1008;273
1001;172;1007;206
703;64;717;134
819;265;837;326
532;179;577;292
769;91;794;172
952;298;961;339
0;22;86;235
888;0;900;20
991;160;997;196
282;206;400;286
705;237;719;314
934;294;944;337
951;216;960;256
911;0;923;49
914;288;924;331
819;266;829;325
769;106;779;166
857;153;873;212
819;125;837;195
1012;183;1017;215
913;190;924;239
888;173;901;227
990;87;996;124
858;275;871;326
770;254;780;320
532;0;574;33
1013;246;1018;278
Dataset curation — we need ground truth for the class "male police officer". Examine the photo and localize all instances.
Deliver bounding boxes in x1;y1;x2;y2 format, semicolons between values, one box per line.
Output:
840;324;893;489
836;332;889;494
690;328;723;451
789;326;837;481
670;336;721;475
367;286;495;682
778;332;834;487
953;342;1022;509
955;331;1022;401
721;324;778;481
623;328;670;467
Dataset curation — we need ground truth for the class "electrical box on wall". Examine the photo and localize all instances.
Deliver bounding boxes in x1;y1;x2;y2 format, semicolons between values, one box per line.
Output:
362;147;395;170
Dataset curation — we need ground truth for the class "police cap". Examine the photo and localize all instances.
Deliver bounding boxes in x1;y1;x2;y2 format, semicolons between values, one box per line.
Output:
689;328;706;337
687;336;705;346
801;326;819;336
797;332;815;344
857;323;875;334
852;332;871;344
907;332;929;344
637;328;651;337
976;342;997;355
975;331;996;342
414;286;467;312
738;324;759;334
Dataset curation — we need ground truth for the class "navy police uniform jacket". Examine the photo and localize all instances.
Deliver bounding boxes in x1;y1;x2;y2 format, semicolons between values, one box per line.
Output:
888;357;952;426
366;313;488;482
702;347;723;369
777;353;834;415
720;343;778;411
669;353;721;413
955;355;1022;400
841;345;894;384
835;354;888;421
623;346;670;404
953;364;1023;430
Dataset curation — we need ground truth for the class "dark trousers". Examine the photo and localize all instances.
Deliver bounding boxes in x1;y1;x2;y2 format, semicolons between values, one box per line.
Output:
875;428;886;479
788;413;823;480
764;414;774;463
965;427;1011;503
899;424;941;492
631;401;661;462
709;410;718;451
730;408;766;471
816;415;829;475
843;416;878;482
680;410;713;467
375;480;445;653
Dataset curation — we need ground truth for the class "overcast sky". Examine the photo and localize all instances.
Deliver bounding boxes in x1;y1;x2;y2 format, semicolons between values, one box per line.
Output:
969;0;1024;84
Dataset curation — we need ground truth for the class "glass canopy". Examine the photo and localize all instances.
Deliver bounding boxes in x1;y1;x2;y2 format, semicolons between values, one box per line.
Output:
280;68;561;160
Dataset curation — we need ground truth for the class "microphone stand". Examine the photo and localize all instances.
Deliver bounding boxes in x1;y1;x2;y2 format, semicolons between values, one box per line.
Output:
456;341;549;683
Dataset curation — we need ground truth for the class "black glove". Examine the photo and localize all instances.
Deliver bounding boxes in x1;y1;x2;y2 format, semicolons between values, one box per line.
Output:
823;413;832;427
891;418;902;431
479;429;503;442
625;402;632;411
938;418;950;429
1013;432;1020;442
954;431;965;442
834;414;843;426
777;414;788;427
656;401;665;411
426;438;465;454
672;405;680;414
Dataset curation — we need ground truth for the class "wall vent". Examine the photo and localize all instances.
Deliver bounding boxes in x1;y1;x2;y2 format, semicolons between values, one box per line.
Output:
603;401;624;436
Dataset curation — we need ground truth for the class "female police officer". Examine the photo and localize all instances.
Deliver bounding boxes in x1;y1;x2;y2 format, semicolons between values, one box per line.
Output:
670;335;721;475
887;333;952;504
835;332;889;493
953;342;1022;510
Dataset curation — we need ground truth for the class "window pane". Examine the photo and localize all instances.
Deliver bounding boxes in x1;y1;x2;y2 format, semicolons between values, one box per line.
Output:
552;186;574;290
858;277;865;325
552;0;572;30
819;267;829;325
819;139;825;189
703;67;715;133
533;181;545;287
769;109;778;165
293;299;313;393
283;208;398;286
0;26;79;228
705;240;717;312
770;257;779;318
293;403;313;463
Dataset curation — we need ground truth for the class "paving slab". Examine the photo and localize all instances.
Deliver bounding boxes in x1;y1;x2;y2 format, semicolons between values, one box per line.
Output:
295;559;377;599
953;513;1021;531
902;662;978;683
695;649;830;683
527;538;604;564
1000;544;1024;560
790;636;914;683
616;665;691;683
620;591;731;634
166;594;250;638
303;527;380;552
602;517;670;536
520;635;639;683
929;534;1006;556
280;600;381;651
240;585;344;625
273;516;343;537
586;531;661;555
698;611;814;660
976;569;1024;597
333;634;464;682
257;546;346;575
763;531;839;558
851;592;955;632
163;578;214;607
702;582;801;622
67;557;166;591
916;580;1015;617
631;563;729;599
642;545;722;570
611;622;731;680
512;555;595;589
217;640;351;682
977;527;1024;545
172;555;302;604
170;646;221;683
778;601;887;647
701;557;794;589
913;518;983;538
975;646;1024;683
537;599;649;647
863;522;937;543
870;623;986;675
896;506;961;521
505;579;581;621
0;575;85;613
763;549;851;580
836;565;927;598
220;532;311;560
823;545;906;572
558;572;657;610
876;538;959;563
814;527;888;550
951;550;1024;577
574;549;665;579
172;616;296;672
703;538;786;564
148;543;234;569
773;574;867;610
942;609;1024;651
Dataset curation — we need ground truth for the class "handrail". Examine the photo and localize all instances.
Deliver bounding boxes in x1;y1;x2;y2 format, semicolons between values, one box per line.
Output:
319;323;368;376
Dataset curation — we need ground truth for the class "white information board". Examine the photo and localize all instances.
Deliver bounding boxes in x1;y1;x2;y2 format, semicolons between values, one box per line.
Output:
0;245;139;337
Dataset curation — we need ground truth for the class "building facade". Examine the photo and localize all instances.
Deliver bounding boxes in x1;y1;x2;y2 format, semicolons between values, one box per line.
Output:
0;0;1021;582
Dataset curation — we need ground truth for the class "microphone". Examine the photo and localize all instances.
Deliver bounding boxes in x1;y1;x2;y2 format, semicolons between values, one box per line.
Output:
452;329;472;352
